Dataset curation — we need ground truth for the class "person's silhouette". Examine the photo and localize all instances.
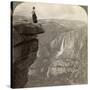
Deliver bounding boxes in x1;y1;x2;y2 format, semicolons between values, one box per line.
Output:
32;6;38;23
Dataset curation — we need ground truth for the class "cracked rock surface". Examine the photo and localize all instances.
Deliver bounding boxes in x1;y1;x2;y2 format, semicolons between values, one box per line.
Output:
12;18;44;88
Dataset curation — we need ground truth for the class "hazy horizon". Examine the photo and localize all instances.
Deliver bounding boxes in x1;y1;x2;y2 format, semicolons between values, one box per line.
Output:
13;2;87;22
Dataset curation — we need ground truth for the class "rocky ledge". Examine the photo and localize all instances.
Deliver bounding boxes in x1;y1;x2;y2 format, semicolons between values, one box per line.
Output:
12;20;44;88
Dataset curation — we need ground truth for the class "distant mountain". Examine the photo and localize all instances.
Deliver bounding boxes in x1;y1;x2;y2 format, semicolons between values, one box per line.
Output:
13;15;32;25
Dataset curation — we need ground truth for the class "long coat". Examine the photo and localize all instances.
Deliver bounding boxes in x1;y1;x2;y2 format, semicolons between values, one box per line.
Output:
32;11;38;23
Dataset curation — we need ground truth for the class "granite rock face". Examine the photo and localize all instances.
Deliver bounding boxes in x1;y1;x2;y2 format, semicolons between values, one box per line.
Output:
26;19;87;87
12;17;87;88
12;19;44;88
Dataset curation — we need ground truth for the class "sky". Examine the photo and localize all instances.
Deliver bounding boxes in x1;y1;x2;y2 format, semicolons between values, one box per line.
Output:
13;2;87;22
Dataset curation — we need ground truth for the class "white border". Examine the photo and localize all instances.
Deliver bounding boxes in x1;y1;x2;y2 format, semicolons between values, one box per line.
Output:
0;0;89;90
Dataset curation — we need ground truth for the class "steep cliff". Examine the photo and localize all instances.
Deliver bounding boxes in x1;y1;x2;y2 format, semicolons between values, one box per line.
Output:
12;17;44;88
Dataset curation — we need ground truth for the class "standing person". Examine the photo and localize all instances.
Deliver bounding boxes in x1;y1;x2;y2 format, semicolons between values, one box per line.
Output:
32;6;38;23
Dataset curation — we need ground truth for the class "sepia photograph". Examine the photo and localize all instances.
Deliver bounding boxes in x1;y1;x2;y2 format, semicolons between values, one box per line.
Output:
11;1;88;88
